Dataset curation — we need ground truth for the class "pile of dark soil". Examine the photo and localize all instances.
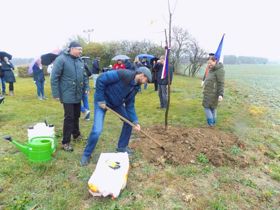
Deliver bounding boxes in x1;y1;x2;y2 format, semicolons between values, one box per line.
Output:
131;126;249;167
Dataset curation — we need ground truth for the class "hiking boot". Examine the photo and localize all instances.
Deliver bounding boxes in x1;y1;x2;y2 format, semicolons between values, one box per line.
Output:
62;143;73;152
80;155;90;166
73;134;83;142
116;146;134;155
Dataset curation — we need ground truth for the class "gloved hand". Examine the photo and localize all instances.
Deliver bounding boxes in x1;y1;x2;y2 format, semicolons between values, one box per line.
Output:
218;95;223;102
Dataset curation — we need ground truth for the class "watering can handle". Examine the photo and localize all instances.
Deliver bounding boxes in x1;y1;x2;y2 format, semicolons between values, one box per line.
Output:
3;136;12;142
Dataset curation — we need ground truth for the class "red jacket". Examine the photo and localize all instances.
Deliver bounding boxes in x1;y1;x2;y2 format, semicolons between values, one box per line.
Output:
113;63;126;70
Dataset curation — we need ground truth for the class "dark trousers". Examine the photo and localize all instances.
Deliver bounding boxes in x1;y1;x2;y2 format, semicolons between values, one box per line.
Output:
62;103;81;144
154;80;158;91
158;84;167;108
9;82;14;91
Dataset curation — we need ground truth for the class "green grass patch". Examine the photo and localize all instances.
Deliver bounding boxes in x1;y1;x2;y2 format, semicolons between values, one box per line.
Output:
197;153;209;164
1;67;280;209
269;164;280;182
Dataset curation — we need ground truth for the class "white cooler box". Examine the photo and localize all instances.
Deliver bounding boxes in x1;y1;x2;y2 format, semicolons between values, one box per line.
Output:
88;153;129;199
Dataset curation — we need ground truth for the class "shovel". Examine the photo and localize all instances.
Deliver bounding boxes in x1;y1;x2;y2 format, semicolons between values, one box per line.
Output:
105;106;165;150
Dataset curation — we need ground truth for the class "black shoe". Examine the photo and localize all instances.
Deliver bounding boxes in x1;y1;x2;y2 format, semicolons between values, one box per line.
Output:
62;143;73;152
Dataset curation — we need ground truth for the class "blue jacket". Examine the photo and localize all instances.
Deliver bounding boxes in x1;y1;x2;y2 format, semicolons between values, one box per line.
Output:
32;63;45;82
95;70;140;123
51;51;89;103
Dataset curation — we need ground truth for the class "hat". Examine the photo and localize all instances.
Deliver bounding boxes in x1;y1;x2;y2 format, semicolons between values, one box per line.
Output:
69;41;82;48
136;67;152;82
208;53;217;60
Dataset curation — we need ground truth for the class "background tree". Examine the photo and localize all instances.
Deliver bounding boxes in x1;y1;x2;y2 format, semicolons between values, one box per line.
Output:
170;26;191;72
184;38;208;77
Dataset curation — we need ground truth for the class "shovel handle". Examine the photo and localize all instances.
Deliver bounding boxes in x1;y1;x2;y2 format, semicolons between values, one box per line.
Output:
105;106;164;149
105;106;135;127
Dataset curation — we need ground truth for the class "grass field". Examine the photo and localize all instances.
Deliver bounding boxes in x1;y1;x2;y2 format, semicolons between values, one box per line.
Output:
0;65;280;209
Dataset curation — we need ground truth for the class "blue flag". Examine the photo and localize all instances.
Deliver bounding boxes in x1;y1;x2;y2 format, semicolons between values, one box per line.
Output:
215;34;225;62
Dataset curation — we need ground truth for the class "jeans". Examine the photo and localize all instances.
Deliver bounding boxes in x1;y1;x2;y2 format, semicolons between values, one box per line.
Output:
82;103;133;157
92;74;99;88
158;84;167;108
144;83;148;89
62;103;81;144
204;107;217;126
1;77;5;93
8;82;14;91
0;78;2;94
80;93;89;113
35;80;44;97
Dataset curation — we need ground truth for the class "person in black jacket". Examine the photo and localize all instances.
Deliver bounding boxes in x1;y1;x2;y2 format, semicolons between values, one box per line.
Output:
92;57;100;89
32;60;46;100
0;57;15;96
155;55;173;109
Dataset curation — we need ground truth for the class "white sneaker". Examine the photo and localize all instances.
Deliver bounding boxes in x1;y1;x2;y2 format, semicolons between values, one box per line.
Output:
84;110;90;120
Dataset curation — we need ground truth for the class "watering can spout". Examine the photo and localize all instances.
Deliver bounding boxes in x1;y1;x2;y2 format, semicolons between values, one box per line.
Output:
12;141;30;156
3;136;30;156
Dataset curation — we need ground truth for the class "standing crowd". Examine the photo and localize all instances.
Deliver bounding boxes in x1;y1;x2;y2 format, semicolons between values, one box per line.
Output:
1;41;224;166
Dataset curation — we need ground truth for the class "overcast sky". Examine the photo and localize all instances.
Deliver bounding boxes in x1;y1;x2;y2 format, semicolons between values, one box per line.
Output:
0;0;279;61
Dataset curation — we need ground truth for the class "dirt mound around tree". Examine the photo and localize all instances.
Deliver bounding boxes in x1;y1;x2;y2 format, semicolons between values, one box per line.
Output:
131;126;249;167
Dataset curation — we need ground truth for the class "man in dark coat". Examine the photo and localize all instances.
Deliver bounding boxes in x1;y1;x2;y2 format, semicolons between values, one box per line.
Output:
32;60;45;100
80;67;152;166
91;57;100;89
202;54;225;126
155;55;173;109
51;41;89;151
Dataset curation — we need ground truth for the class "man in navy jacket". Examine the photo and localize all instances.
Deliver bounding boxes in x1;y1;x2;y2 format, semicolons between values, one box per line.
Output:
81;67;152;166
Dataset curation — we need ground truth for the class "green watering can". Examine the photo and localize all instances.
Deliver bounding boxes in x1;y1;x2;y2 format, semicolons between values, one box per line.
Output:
3;136;55;163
